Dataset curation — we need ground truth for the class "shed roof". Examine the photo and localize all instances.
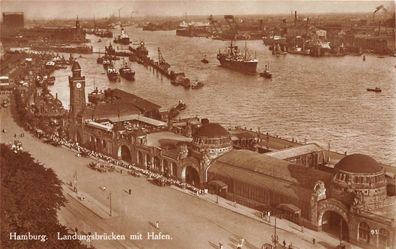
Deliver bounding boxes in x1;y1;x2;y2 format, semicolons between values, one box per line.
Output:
210;150;332;190
110;88;161;112
266;143;324;160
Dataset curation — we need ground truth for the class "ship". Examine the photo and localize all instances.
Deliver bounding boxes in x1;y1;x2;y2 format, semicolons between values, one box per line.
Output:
260;65;272;79
107;66;119;82
119;61;135;81
129;41;149;58
102;59;111;70
114;28;130;45
217;41;258;74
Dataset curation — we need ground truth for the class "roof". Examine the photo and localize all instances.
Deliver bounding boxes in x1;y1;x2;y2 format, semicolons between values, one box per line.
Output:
86;121;113;131
107;114;166;127
210;150;333;190
266;143;324;160
81;102;141;120
194;123;229;138
335;154;383;174
110;88;161;112
209;157;313;202
146;131;192;147
71;60;81;71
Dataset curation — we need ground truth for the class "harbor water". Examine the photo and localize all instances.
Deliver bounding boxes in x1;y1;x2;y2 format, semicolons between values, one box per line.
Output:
50;27;396;166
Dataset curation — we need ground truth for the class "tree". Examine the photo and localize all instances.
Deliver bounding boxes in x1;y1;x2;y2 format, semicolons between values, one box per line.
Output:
0;144;91;249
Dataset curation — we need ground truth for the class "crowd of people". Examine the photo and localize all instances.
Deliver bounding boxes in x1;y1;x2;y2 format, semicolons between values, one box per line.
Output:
26;126;203;194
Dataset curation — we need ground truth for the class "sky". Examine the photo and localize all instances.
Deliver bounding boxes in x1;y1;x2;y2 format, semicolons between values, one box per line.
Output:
1;0;394;19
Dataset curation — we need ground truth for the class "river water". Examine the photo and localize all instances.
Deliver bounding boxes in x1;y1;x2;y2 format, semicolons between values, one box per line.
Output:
50;27;396;166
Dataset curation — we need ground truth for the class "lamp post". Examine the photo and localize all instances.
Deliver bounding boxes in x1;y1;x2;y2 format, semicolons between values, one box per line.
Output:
109;191;112;216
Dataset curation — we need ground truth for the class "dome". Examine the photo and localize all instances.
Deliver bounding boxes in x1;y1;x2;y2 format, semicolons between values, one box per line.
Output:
194;123;229;138
71;60;81;71
335;154;382;174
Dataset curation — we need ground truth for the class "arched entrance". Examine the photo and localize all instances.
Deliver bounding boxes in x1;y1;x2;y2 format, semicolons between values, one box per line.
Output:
118;145;131;162
182;166;201;187
321;211;349;241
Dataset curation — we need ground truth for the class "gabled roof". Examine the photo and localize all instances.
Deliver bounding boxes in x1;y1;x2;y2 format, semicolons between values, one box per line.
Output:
81;102;141;120
110;88;161;112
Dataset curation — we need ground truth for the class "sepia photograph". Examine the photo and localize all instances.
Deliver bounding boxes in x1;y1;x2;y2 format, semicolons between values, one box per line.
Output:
0;0;395;248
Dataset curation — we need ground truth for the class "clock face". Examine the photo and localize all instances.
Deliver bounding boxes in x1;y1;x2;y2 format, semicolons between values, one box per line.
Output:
76;83;82;89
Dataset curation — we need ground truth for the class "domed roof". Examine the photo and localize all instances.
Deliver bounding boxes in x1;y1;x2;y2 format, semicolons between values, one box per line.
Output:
335;154;382;174
194;123;229;138
71;60;81;71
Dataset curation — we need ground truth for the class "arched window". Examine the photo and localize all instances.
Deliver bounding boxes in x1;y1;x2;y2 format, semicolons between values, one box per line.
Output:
358;222;370;243
379;228;390;248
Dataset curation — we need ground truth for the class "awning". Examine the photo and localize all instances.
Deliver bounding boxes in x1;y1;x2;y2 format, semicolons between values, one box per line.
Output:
277;203;301;215
208;180;228;189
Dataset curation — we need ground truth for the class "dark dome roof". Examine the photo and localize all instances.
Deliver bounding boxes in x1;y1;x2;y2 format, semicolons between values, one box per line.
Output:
194;123;229;138
71;60;81;71
335;154;382;174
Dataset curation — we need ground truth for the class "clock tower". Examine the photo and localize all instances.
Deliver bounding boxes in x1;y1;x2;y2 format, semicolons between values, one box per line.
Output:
69;60;86;122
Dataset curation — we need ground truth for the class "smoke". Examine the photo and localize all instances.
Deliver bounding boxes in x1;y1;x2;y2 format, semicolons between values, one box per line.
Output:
373;5;387;14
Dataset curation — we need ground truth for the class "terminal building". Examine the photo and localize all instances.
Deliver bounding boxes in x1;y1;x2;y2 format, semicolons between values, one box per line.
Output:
68;62;395;249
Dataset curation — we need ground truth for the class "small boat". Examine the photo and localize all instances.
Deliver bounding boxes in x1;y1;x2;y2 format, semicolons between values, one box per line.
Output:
260;65;272;79
102;59;111;69
107;67;119;82
367;87;381;93
191;80;204;89
181;78;191;89
201;55;209;64
119;62;135;81
175;100;186;111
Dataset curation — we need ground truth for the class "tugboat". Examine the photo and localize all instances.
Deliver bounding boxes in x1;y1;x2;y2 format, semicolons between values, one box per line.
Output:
119;61;135;81
201;55;209;64
102;59;111;70
191;80;204;89
97;53;104;64
129;41;149;58
114;27;130;45
107;66;119;82
175;100;186;111
217;40;258;74
367;87;381;93
105;43;116;56
260;65;272;79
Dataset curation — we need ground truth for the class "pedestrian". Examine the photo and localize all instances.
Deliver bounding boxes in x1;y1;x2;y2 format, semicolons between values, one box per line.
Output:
218;242;223;249
155;221;159;229
283;240;286;247
312;238;316;245
129;189;131;195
